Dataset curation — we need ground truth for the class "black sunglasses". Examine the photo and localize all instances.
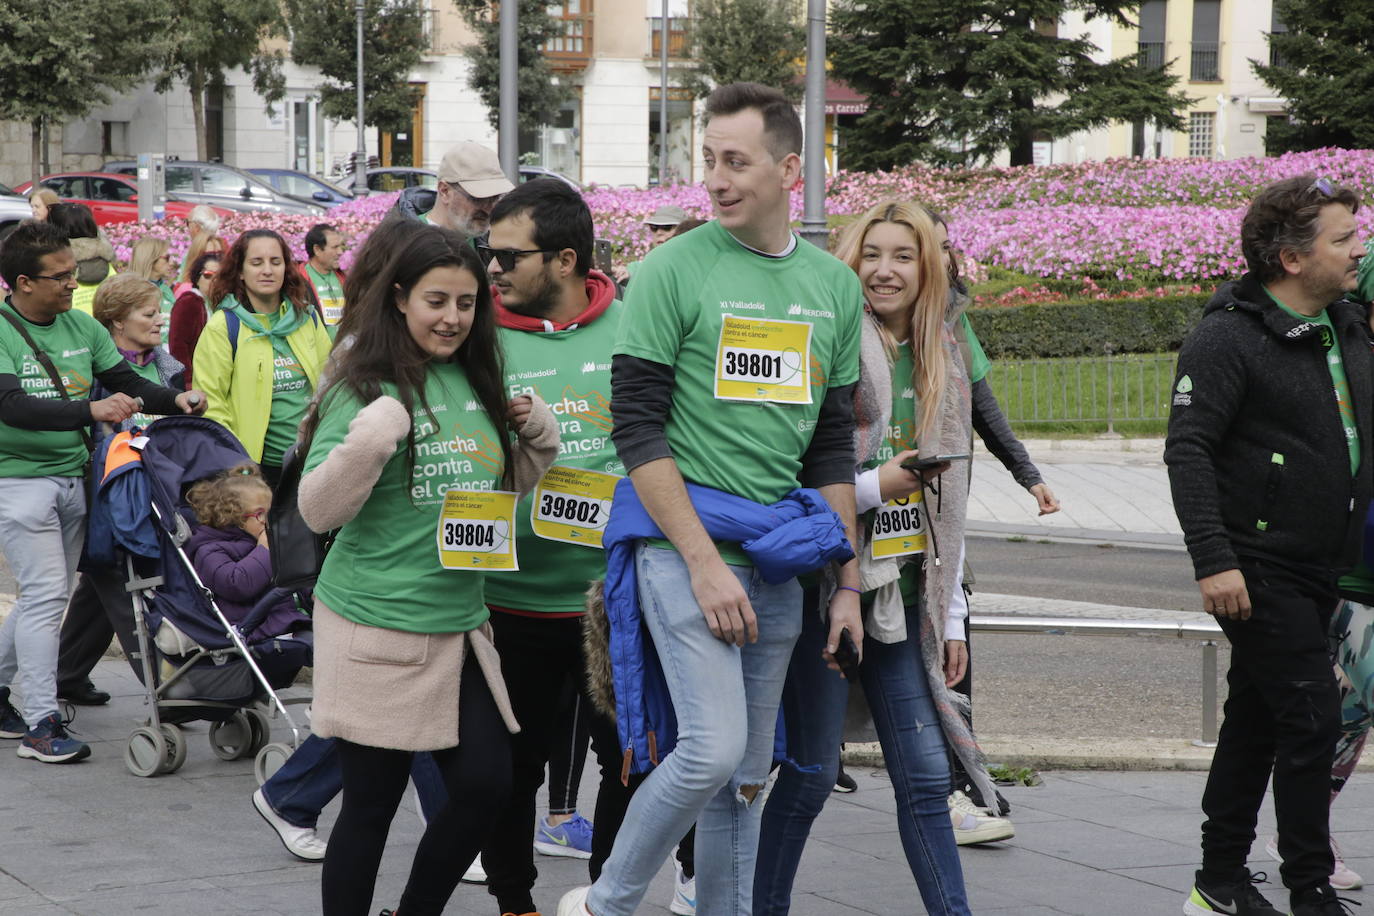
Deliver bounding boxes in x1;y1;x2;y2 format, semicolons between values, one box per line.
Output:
475;243;558;273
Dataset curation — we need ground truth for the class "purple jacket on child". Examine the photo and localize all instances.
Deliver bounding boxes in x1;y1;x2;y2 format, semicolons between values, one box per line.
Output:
184;526;310;640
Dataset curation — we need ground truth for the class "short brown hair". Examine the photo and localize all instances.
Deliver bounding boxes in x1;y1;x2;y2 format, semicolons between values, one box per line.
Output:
704;82;802;162
186;464;271;529
1242;175;1361;283
91;274;161;329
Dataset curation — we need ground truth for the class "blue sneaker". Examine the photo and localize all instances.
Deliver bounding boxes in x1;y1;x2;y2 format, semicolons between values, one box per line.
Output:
17;712;90;764
0;687;24;739
534;812;593;859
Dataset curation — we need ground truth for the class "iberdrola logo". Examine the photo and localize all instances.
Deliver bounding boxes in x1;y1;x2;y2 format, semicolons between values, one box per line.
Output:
1175;375;1192;394
1173;374;1193;407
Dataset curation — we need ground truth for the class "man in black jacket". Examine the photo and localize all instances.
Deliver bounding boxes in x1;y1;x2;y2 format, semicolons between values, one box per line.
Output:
1168;176;1372;916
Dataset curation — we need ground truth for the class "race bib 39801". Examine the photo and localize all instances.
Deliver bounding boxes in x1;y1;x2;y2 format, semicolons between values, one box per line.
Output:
437;489;518;571
714;315;812;404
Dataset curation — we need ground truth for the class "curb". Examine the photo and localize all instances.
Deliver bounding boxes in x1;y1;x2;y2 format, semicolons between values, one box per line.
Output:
965;520;1185;550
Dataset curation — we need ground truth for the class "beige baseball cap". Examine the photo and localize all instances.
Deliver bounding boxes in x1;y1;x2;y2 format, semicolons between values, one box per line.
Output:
437;142;515;198
645;205;687;227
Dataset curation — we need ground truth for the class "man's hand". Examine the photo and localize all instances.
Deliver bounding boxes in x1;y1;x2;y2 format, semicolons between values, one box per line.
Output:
176;389;208;415
90;394;138;424
822;587;864;673
1199;568;1251;620
1029;482;1060;516
689;557;756;646
612;263;631;284
944;639;969;687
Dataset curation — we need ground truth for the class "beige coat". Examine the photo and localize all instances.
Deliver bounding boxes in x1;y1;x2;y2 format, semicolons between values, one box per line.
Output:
301;391;559;750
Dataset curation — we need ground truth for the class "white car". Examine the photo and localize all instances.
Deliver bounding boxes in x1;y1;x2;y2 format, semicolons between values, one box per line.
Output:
0;182;32;239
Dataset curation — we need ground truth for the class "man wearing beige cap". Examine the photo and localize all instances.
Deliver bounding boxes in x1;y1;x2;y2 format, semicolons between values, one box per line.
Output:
395;140;515;238
612;204;687;286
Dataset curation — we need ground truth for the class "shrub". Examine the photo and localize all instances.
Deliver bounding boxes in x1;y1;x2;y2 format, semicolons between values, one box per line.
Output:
966;293;1212;359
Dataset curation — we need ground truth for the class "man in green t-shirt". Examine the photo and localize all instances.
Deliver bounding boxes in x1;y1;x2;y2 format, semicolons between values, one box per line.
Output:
0;221;206;765
559;82;864;916
299;223;346;331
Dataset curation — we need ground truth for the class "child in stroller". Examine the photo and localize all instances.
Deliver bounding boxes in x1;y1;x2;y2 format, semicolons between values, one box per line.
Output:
183;465;311;644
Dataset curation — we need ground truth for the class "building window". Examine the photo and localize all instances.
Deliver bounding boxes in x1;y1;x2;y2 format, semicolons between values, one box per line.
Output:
1188;112;1215;158
101;121;129;157
1137;0;1165;70
1191;0;1220;81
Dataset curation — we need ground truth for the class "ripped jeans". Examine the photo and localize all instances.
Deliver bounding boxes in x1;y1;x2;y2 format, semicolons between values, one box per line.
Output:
586;544;802;916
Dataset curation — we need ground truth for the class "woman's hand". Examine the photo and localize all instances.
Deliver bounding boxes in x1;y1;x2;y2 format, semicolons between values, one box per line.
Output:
1029;482;1060;516
506;395;533;433
877;450;947;502
944;639;968;687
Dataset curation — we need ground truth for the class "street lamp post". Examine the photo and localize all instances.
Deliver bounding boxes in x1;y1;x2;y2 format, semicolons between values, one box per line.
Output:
352;0;369;197
498;0;518;183
658;0;669;186
799;0;826;249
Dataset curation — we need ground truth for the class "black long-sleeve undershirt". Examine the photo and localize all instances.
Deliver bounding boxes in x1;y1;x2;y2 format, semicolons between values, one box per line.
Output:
0;361;182;431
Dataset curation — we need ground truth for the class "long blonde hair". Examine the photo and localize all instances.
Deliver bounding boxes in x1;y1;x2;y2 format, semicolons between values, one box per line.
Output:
128;237;170;283
835;201;950;443
179;233;225;283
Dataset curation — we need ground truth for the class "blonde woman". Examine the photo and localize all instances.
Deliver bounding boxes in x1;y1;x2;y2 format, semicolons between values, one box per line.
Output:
128;237;178;331
176;232;225;294
28;188;59;222
756;202;986;916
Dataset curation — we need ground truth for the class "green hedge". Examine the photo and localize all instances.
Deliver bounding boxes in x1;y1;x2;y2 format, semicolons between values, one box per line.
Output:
966;293;1212;359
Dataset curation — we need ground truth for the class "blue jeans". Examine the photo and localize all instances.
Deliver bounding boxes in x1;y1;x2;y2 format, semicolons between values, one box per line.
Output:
755;590;970;916
587;544;803;916
261;734;447;829
0;476;86;727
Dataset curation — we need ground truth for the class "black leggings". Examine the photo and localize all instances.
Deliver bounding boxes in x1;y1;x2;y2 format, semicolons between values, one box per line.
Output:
320;657;513;916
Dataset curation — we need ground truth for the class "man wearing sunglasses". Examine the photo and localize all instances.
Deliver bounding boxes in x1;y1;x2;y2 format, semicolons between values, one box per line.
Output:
1169;176;1372;916
395;141;514;238
0;221;206;765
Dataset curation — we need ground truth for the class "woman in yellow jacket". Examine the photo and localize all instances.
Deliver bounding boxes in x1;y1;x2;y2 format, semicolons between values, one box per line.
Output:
194;229;334;485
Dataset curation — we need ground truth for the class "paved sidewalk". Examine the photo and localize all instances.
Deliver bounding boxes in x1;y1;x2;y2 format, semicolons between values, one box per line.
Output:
1;657;1364;916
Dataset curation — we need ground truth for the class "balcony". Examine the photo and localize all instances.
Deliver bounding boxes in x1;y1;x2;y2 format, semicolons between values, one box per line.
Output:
1137;41;1164;70
1190;41;1219;81
543;11;593;70
648;16;690;58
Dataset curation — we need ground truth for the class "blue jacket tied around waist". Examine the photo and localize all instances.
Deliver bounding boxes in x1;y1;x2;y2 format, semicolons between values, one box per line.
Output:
603;477;856;775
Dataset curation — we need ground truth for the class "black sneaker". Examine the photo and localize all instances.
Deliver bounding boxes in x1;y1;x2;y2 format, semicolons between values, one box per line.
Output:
57;680;110;706
1290;884;1360;915
1183;869;1283;915
833;763;857;793
0;687;24;739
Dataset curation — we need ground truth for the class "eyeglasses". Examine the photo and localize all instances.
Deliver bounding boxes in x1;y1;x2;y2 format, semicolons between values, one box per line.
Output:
26;271;77;284
242;508;267;522
1309;177;1335;198
475;243;558;273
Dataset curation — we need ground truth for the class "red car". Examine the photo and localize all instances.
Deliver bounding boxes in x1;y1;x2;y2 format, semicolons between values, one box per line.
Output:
13;173;233;226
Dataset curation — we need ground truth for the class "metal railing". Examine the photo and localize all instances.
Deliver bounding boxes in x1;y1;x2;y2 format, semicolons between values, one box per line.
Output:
1137;41;1164;70
984;352;1178;433
971;615;1222;746
1191;41;1219;80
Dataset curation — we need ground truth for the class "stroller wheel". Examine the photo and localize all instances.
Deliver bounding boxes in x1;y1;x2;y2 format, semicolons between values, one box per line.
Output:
254;742;292;785
208;711;254;761
159;724;188;774
125;726;169;778
245;709;273;757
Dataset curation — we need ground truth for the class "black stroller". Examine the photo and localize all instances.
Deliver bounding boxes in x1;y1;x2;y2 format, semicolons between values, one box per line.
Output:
85;416;311;778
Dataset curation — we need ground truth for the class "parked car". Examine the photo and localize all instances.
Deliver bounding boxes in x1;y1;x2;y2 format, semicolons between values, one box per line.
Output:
0;182;32;239
100;160;327;216
247;168;354;208
519;166;582;190
12;173;234;226
335;166;438;193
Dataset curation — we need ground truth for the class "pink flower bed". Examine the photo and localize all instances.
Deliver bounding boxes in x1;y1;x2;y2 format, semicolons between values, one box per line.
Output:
96;148;1374;287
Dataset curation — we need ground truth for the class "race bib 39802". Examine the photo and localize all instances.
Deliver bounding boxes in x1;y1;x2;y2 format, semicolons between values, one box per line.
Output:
437;489;518;571
714;315;812;404
530;465;620;548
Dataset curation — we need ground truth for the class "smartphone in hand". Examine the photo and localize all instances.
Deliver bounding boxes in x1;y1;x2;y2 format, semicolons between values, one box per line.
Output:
834;627;861;681
900;453;970;473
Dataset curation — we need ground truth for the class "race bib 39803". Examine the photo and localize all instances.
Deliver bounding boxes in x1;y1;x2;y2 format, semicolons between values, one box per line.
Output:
871;494;926;560
437;489;518;571
714;315;813;404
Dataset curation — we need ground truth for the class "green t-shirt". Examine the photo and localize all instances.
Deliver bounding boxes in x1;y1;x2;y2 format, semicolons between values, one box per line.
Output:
959;314;991;384
261;309;314;468
484;306;625;614
307;362;507;633
1356;247;1374;305
0;302;122;477
126;357;166;428
614;221;864;506
863;343;922;605
306;264;345;337
1268;290;1360;476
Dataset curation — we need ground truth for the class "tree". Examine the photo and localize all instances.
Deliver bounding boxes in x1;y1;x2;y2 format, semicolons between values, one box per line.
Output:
830;1;1191;169
457;0;573;134
287;0;427;138
0;0;172;185
682;0;805;102
1253;0;1374;154
157;0;287;161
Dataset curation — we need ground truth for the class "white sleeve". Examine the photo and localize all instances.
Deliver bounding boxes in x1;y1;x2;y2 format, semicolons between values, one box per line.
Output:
855;467;884;514
944;538;969;642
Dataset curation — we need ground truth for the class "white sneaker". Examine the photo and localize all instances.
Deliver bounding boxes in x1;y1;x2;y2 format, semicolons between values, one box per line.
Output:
1265;834;1363;890
556;885;592;916
461;857;488;884
252;788;327;861
948;790;1014;846
669;860;696;915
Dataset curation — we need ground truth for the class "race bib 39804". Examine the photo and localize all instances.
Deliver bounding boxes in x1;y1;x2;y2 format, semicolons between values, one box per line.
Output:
714;316;812;404
437;489;518;571
530;465;620;548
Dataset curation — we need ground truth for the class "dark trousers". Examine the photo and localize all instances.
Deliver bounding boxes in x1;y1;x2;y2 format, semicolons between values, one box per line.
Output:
320;655;511;916
1201;559;1341;894
56;570;144;691
483;611;634;915
547;688;592;815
